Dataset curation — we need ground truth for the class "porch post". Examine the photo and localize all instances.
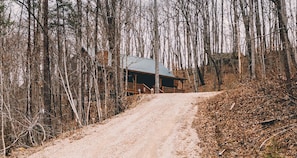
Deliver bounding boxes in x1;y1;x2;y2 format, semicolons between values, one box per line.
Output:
159;78;162;91
182;80;184;90
134;74;137;94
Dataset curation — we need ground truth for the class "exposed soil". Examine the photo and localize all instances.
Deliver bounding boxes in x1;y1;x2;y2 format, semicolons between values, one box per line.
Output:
13;92;219;158
194;80;297;157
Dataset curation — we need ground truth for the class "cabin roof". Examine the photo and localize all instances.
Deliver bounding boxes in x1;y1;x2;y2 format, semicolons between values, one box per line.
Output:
121;56;177;78
80;46;185;80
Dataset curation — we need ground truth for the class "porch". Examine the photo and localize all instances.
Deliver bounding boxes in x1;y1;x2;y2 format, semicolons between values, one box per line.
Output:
125;71;185;95
126;82;185;94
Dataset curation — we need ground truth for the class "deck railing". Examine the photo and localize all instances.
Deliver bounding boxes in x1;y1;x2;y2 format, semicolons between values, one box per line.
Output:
161;86;185;93
127;83;152;94
126;82;184;94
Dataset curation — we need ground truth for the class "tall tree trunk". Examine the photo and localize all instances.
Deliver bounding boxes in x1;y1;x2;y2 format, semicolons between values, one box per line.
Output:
175;9;183;70
0;22;6;155
85;0;91;125
193;11;205;88
43;0;52;135
183;4;195;91
56;0;63;122
154;0;160;93
259;0;267;78
165;0;171;70
202;1;221;90
116;1;123;113
270;0;294;93
125;15;131;96
233;0;242;78
218;0;223;88
138;1;144;58
32;0;42;120
239;0;253;78
104;0;123;113
76;0;83;125
95;0;99;54
249;0;256;79
275;0;297;71
26;0;32;118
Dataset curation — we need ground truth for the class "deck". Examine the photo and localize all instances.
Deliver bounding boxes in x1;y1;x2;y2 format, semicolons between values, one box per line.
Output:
126;82;185;94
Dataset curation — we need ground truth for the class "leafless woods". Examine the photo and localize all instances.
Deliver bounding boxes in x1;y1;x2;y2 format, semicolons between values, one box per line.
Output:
0;0;296;155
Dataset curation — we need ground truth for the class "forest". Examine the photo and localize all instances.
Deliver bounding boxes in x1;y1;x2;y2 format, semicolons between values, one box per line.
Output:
0;0;296;156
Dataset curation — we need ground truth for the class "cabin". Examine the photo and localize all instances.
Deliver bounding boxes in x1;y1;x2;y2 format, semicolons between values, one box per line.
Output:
122;55;186;95
80;47;186;95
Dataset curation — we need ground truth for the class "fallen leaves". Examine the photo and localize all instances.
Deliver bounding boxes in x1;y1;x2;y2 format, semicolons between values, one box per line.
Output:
194;79;297;157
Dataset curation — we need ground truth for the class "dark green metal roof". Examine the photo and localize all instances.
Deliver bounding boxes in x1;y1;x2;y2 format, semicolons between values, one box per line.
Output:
121;56;175;78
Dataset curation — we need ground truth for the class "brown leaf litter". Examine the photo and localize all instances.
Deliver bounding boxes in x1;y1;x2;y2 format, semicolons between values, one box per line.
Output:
194;79;297;157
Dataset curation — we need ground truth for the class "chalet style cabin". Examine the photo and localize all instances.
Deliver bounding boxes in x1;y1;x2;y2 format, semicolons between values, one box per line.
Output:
83;47;186;95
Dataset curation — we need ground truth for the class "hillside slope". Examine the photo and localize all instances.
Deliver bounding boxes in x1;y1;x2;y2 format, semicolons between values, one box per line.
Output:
194;80;297;157
15;92;219;158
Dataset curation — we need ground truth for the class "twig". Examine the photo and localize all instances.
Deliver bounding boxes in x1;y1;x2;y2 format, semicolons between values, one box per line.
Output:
230;103;235;110
258;118;278;126
36;123;46;142
281;91;297;105
218;149;226;156
259;124;297;150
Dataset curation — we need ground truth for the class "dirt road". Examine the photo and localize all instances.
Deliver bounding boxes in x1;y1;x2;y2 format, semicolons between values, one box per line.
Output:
28;92;219;158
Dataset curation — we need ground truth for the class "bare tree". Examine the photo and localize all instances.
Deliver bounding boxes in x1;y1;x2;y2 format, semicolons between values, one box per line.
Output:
43;0;52;135
26;0;32;119
179;0;195;91
0;35;6;155
201;0;222;90
0;3;6;152
1;0;296;152
154;0;160;93
173;5;183;70
270;0;294;93
255;0;266;78
192;8;205;87
239;0;256;79
249;0;256;79
0;54;5;156
233;0;242;78
32;0;42;122
137;1;145;58
75;0;83;125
